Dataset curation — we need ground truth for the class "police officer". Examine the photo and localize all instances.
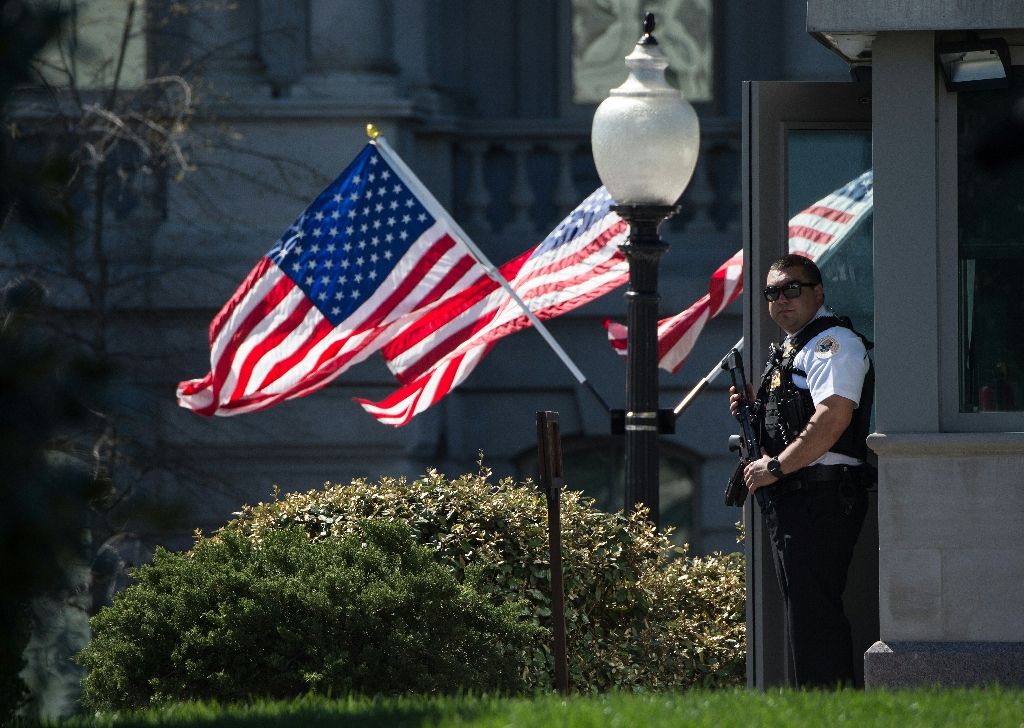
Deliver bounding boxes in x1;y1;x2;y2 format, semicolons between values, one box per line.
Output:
730;254;872;688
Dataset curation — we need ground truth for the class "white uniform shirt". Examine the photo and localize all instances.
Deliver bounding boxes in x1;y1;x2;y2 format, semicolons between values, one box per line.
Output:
786;306;870;466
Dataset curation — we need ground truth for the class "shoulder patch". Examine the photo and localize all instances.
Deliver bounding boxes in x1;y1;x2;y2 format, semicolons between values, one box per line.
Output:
814;335;840;358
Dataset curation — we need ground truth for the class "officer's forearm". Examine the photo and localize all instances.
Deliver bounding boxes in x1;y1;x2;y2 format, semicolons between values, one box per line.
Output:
776;394;855;475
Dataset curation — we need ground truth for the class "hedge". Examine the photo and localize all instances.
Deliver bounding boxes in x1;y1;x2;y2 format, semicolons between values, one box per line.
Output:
222;465;745;692
78;464;745;709
77;521;539;710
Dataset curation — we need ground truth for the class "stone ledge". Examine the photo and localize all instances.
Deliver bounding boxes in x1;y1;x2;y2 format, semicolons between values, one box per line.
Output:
865;641;1024;688
807;1;1024;33
868;432;1024;457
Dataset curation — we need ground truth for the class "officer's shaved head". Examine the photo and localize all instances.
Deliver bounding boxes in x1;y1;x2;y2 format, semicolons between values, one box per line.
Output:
769;254;822;286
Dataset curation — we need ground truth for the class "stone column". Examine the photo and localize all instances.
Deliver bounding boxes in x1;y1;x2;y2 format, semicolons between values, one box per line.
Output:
866;30;1024;688
300;0;398;98
257;0;307;97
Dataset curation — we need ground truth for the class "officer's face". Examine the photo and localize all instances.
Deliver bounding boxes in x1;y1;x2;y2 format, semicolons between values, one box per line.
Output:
766;266;824;335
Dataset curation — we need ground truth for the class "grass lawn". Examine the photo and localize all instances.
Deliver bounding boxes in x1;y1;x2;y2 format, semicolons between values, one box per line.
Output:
35;687;1024;727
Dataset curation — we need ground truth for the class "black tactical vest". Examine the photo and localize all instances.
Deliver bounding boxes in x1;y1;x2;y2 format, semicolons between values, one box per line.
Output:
754;315;874;460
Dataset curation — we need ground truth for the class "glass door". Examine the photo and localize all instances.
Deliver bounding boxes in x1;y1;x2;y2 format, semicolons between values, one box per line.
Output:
744;80;874;689
786;130;873;343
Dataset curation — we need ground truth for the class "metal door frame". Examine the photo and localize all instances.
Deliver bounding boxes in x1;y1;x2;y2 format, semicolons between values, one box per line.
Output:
742;80;874;688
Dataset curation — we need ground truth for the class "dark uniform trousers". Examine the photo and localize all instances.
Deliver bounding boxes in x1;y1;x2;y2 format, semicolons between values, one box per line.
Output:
758;466;868;688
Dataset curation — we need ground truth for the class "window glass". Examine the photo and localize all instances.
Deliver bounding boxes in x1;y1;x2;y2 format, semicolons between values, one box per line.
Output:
957;68;1024;412
786;130;874;343
518;438;697;546
34;0;146;89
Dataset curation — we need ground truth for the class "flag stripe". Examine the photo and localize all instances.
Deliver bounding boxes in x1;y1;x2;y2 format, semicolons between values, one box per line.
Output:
254;314;335;392
213;285;310;402
801;205;855;224
382;213;626;384
356;343;492;426
208;256;279;345
193;271;301;416
788;224;837;247
411;250;484;312
209;267;296;384
233;258;490;409
481;257;627;346
380;252;531;377
229;296;315;401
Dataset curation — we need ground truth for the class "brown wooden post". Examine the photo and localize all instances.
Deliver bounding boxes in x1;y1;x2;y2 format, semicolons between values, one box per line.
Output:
536;410;569;694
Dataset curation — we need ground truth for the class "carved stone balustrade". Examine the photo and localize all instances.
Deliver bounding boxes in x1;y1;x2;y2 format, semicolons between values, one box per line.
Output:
421;117;741;252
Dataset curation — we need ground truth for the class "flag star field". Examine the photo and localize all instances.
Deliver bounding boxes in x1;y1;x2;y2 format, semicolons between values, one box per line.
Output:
267;147;433;326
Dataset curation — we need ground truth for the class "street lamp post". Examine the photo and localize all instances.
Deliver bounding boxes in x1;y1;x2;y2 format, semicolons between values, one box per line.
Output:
591;13;700;526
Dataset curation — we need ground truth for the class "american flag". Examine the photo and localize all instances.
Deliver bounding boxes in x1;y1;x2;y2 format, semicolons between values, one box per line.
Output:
605;170;873;373
357;187;630;426
177;141;488;416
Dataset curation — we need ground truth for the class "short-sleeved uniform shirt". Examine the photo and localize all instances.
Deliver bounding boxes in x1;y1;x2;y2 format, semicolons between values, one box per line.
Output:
786;306;869;466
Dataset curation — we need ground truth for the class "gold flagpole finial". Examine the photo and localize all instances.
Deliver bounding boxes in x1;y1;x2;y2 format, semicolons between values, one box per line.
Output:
366;123;381;140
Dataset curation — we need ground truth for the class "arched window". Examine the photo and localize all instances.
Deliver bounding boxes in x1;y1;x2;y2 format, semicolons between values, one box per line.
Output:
516;437;700;546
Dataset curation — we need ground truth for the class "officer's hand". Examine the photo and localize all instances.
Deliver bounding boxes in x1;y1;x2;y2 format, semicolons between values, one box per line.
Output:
743;448;778;493
728;384;754;417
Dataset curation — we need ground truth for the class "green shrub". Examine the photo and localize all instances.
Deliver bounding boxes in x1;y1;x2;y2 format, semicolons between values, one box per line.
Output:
77;521;539;711
222;465;745;692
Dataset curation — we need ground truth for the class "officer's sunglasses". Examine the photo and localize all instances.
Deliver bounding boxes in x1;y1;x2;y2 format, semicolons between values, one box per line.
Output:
763;281;816;302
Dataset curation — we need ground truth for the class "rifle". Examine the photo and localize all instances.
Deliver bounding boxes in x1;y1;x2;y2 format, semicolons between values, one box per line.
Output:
722;348;758;507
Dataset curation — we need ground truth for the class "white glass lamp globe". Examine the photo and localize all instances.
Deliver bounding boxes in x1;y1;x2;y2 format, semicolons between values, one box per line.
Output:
591;16;700;206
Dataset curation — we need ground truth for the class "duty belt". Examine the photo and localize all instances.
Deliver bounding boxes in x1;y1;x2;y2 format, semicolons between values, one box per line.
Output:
801;463;864;482
761;463;865;498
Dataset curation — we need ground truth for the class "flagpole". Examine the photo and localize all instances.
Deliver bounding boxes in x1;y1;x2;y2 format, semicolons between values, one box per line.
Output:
373;131;611;413
672;338;743;419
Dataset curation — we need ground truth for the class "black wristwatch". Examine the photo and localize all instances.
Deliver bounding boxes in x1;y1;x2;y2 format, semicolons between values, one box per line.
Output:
767;457;784;479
